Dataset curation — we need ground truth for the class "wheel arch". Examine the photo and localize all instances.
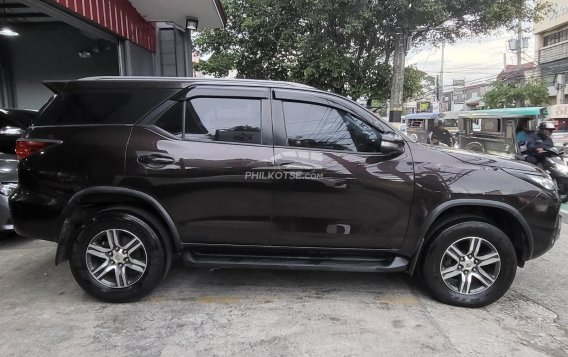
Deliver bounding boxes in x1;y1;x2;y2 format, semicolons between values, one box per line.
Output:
407;199;534;275
55;186;182;265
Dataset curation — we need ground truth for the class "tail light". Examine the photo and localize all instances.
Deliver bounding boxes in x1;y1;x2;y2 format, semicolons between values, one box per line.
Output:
15;140;57;160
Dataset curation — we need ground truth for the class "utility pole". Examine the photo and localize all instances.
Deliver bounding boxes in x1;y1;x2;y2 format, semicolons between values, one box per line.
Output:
440;43;445;111
389;32;406;122
436;75;440;102
516;20;523;107
556;73;566;104
516;20;522;69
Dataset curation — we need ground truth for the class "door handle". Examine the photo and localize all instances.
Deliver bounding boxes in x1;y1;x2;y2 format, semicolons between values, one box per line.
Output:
277;161;316;171
138;154;175;168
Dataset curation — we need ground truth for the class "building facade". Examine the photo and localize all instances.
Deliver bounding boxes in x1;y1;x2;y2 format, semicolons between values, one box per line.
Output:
0;0;226;109
441;82;491;112
535;0;568;103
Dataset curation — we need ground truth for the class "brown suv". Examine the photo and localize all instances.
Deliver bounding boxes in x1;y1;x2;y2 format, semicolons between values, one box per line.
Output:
10;77;561;307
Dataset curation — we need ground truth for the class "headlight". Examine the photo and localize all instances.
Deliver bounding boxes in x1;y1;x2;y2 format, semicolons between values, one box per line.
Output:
0;183;17;196
558;164;568;174
550;159;568;174
503;169;556;191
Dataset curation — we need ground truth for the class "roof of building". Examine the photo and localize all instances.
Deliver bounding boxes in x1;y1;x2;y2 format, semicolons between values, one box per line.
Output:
130;0;227;29
497;62;536;80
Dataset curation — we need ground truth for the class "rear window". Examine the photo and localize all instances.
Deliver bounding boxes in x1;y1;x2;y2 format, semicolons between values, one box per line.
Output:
36;88;177;126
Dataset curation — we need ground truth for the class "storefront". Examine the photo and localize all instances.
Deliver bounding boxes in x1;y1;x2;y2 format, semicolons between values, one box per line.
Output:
0;0;226;109
549;104;568;146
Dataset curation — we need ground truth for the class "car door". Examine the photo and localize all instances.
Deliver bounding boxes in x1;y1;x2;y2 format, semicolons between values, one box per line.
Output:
270;89;414;249
126;86;275;246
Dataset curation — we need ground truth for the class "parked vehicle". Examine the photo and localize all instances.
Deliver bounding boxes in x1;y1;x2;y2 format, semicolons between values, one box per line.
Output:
0;108;35;154
405;112;458;145
0;154;18;234
0;109;35;235
11;77;561;307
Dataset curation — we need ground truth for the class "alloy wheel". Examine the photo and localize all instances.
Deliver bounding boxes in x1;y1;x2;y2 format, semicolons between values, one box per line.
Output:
85;229;148;288
439;236;501;295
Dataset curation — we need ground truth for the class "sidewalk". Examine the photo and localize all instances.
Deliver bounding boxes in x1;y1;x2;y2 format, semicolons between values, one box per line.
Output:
562;202;568;223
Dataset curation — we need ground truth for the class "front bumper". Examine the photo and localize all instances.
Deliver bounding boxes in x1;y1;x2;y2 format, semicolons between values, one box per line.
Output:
521;191;562;260
531;214;562;260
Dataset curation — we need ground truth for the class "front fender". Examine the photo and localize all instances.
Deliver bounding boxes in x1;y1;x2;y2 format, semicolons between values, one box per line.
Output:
406;199;534;275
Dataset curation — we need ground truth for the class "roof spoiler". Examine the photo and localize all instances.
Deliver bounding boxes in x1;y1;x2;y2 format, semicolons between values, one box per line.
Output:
43;81;69;94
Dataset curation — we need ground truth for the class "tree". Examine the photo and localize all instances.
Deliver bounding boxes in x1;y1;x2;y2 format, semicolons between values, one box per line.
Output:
484;80;549;108
195;0;547;101
523;80;550;107
404;66;436;102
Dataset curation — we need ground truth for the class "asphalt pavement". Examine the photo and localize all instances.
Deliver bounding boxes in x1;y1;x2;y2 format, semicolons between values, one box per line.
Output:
0;228;566;357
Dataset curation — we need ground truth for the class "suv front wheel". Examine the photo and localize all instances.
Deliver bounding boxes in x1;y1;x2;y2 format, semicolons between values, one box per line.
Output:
422;221;517;308
69;210;169;302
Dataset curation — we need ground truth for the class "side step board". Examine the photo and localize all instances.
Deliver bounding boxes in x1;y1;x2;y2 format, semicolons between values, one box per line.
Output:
182;251;409;273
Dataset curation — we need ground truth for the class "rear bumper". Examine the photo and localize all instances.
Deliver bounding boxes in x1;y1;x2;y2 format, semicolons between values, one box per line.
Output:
10;188;61;242
0;194;13;231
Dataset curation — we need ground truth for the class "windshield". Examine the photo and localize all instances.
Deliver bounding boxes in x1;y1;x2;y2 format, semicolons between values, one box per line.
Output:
444;119;458;128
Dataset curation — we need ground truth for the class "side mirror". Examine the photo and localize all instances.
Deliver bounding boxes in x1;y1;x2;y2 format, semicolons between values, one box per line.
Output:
0;126;23;136
380;132;405;154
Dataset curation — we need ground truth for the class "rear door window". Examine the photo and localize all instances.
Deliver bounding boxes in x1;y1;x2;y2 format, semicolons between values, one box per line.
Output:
187;98;262;144
151;98;263;145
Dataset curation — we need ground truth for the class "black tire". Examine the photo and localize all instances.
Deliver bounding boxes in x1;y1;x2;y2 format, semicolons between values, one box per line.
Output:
69;210;169;303
464;141;485;153
421;221;517;308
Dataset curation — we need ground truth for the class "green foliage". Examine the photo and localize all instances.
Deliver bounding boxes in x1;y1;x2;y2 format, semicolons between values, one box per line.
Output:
195;0;546;101
484;81;517;108
523;80;550;107
404;66;436;101
484;80;549;108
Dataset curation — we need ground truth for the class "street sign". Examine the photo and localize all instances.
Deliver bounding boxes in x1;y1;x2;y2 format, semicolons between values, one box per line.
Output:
550;104;568;119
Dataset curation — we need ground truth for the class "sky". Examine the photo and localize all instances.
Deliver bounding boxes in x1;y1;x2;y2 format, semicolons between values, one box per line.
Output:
406;30;536;92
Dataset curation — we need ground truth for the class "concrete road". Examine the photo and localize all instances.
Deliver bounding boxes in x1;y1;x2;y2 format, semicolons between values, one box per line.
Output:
0;228;566;357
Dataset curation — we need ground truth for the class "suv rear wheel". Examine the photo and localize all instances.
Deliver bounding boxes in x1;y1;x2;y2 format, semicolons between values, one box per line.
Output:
69;210;169;302
421;221;517;308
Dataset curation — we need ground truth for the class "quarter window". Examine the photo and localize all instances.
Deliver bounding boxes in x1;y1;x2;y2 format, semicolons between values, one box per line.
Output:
153;102;183;137
282;101;381;152
37;89;176;126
